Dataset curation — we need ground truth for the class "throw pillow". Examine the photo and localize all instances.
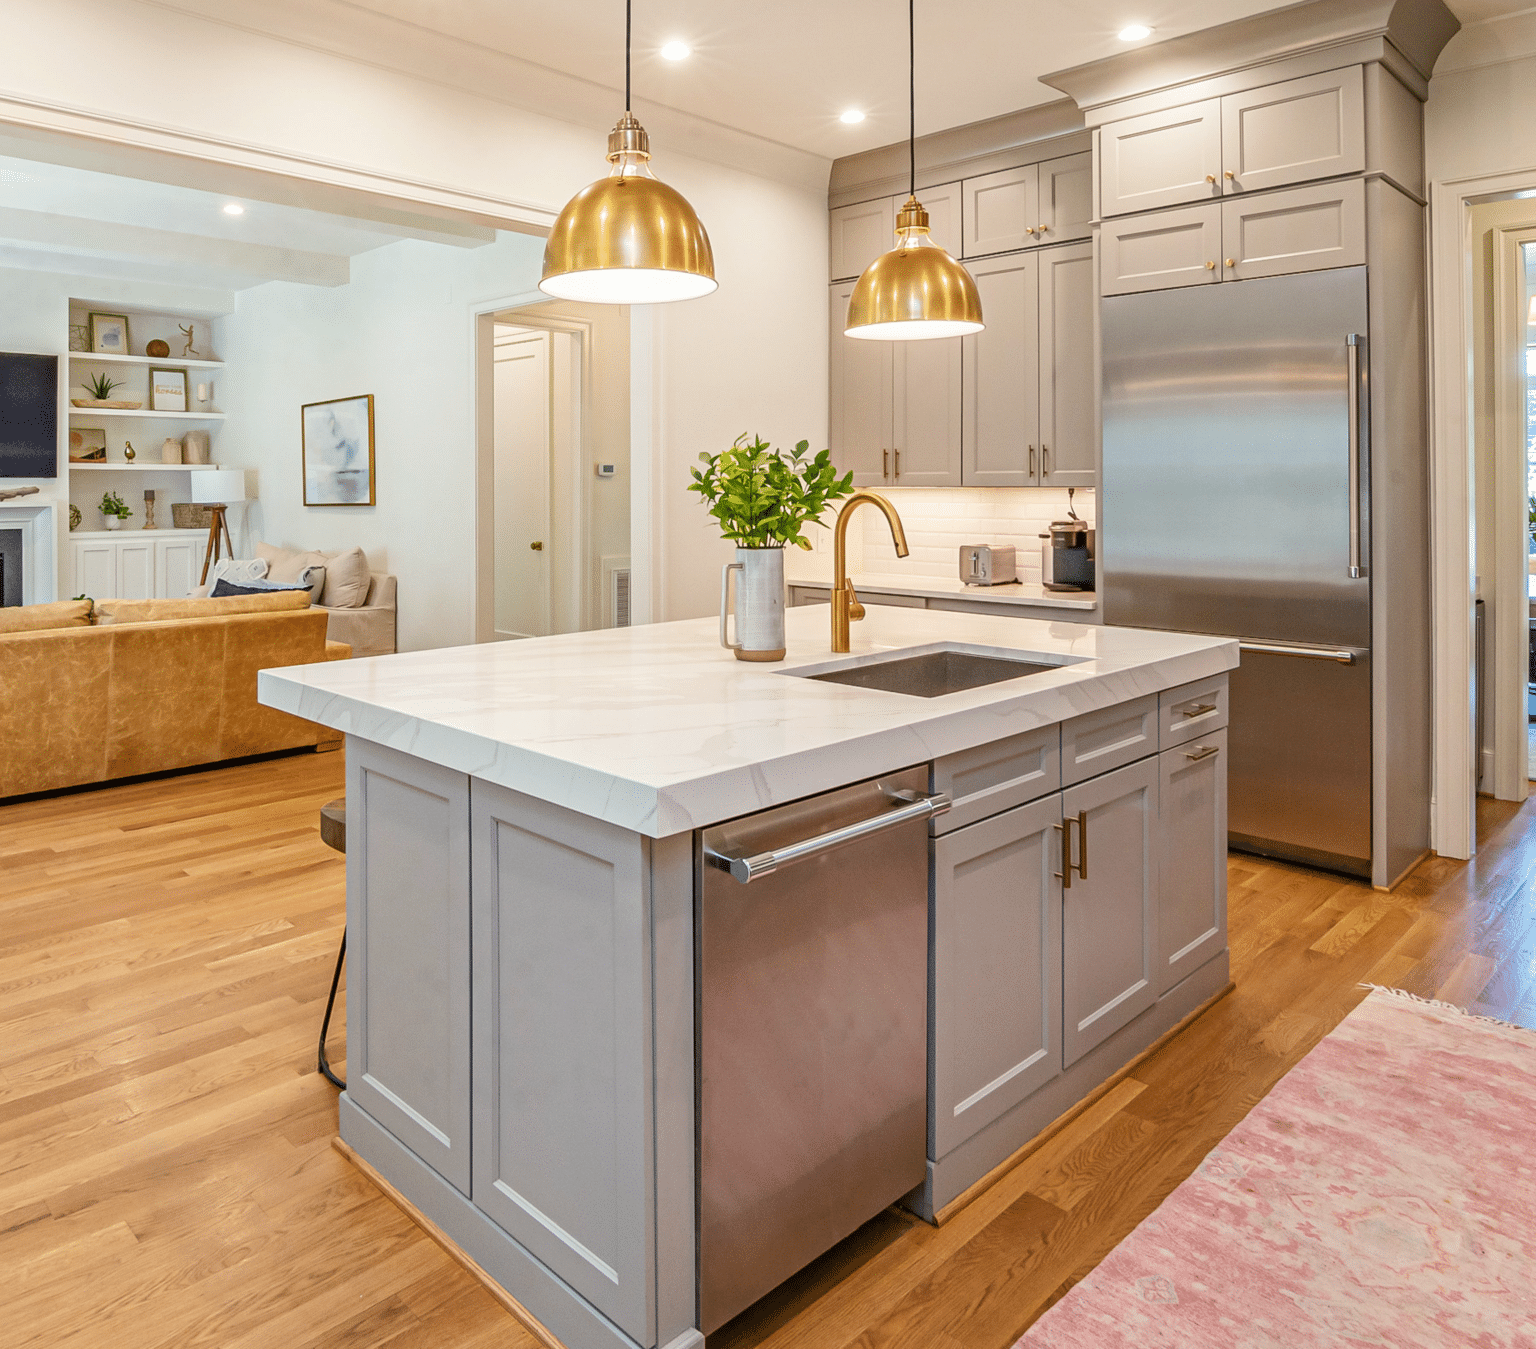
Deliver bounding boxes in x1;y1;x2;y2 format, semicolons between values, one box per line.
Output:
208;558;269;587
211;578;314;600
0;599;93;633
297;563;327;605
256;541;330;585
319;546;371;608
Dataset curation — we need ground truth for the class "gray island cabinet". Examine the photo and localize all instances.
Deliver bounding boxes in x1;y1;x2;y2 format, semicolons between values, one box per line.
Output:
259;607;1237;1349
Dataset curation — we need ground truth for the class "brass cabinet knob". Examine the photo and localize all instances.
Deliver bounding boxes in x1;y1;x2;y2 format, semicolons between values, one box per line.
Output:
1205;174;1216;184
530;541;544;551
1205;261;1216;270
1025;225;1037;235
1225;258;1235;268
1224;170;1235;180
1037;224;1049;233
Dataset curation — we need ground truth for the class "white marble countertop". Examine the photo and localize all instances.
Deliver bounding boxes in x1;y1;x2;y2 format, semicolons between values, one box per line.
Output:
789;572;1096;610
259;607;1235;838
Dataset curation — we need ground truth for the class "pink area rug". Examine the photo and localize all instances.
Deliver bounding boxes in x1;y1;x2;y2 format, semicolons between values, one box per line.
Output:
1016;988;1536;1348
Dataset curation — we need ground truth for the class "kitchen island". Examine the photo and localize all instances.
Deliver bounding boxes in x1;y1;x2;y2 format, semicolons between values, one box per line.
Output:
260;605;1237;1349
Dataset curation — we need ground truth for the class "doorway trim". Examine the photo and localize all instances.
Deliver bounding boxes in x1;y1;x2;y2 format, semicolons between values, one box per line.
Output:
1429;167;1536;858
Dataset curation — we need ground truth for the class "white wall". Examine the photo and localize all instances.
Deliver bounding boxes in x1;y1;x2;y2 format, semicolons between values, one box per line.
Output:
1;0;833;632
222;233;547;652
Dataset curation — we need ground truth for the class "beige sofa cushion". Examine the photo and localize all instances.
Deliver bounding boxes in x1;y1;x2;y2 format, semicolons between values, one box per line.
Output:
96;590;311;625
0;599;94;633
318;546;370;608
257;541;331;585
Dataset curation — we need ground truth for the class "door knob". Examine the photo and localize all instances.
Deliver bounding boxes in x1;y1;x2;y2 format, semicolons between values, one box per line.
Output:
530;541;544;551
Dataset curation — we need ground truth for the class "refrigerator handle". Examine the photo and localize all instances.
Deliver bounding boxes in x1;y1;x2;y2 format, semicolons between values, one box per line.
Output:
1347;334;1364;580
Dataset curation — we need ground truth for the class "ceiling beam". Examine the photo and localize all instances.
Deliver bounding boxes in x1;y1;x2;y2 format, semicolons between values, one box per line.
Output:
0;205;352;286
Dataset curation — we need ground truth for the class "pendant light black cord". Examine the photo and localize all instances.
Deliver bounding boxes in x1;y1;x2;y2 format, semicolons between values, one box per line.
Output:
626;0;633;112
908;0;916;196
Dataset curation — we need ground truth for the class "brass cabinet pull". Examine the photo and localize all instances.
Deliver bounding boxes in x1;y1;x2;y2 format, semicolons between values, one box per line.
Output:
1075;809;1087;881
1185;744;1220;762
1055;812;1088;886
882;447;889;478
894;447;900;479
1028;444;1036;477
1181;702;1218;718
1041;445;1049;476
1053;822;1070;889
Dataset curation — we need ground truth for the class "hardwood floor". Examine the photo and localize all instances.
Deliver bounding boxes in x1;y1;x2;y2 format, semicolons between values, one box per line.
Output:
2;754;1533;1349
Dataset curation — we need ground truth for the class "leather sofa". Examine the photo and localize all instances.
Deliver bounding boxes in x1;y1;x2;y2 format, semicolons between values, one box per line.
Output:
0;591;350;799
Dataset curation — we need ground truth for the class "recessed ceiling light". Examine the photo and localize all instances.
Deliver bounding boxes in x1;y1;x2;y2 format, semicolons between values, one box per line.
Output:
660;40;690;61
1118;23;1152;41
840;109;866;124
222;202;245;215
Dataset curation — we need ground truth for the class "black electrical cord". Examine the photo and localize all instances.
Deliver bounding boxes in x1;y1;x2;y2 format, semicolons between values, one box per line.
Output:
626;0;632;112
909;0;916;196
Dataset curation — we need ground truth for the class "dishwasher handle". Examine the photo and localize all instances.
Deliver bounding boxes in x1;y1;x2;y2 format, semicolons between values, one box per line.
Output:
706;789;952;884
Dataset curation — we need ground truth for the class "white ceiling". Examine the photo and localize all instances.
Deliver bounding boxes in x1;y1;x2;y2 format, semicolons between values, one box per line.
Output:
318;0;1523;160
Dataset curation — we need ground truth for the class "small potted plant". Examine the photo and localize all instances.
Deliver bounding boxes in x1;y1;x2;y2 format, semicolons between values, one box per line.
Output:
689;434;853;660
99;490;133;531
73;372;140;409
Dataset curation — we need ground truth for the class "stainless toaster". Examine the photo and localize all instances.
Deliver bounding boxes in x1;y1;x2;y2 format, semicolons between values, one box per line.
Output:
959;544;1018;586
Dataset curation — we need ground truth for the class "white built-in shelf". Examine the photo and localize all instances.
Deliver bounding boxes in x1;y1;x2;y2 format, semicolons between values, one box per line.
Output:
70;462;223;472
70;528;210;539
68;351;224;369
67;408;226;421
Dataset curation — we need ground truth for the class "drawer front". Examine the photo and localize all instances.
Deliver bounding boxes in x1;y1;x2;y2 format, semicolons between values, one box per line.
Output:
1061;693;1158;786
931;724;1061;834
1159;674;1229;749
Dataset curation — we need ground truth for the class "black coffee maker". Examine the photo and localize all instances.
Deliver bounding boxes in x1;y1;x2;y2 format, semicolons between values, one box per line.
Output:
1040;489;1095;592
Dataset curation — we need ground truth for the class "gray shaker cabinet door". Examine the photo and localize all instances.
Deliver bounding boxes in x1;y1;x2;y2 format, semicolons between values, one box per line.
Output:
830;196;895;281
931;794;1063;1160
893;334;964;486
345;739;472;1195
1038;241;1097;489
1158;730;1228;995
1060;756;1158;1068
1038;152;1094;245
962;251;1038;486
1099;98;1222;217
469;780;656;1346
961;164;1040;258
1220;67;1364;196
1099;203;1221;296
829;282;892;486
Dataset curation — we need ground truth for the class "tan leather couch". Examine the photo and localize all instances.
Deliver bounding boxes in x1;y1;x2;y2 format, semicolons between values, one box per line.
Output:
0;591;350;799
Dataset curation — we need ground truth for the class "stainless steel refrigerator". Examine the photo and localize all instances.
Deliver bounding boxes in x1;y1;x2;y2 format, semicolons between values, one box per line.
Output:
1102;267;1377;878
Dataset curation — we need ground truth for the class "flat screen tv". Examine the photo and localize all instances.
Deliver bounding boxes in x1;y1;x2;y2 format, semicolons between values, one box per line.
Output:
0;353;59;480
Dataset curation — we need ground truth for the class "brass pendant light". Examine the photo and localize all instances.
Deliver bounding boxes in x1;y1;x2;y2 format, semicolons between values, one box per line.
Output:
540;0;717;304
845;0;982;340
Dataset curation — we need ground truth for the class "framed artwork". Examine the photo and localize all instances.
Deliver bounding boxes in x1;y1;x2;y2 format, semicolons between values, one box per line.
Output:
69;427;107;462
88;312;130;355
302;394;375;506
148;367;188;412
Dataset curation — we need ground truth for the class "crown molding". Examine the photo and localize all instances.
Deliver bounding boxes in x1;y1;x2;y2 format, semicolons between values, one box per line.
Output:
1434;7;1536;75
1041;0;1460;113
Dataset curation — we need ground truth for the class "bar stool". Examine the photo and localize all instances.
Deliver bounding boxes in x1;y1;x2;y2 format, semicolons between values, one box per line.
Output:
319;797;347;1090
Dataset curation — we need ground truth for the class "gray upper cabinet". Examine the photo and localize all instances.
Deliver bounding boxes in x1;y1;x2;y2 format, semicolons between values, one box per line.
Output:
470;779;656;1345
1157;730;1228;995
1100;203;1221;296
830;196;895;281
893;336;964;486
931;794;1063;1160
346;739;472;1196
962;251;1038;486
1221;177;1366;281
1038;241;1096;488
1060;755;1159;1067
1101;68;1366;218
1100;98;1222;217
962;165;1038;258
914;180;963;260
1038;152;1094;245
829;282;891;486
1221;67;1364;196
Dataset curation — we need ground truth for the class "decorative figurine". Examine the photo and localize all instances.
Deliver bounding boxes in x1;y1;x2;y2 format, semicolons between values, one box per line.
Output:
69;503;82;531
123;440;136;463
179;323;198;358
143;489;157;530
146;338;170;358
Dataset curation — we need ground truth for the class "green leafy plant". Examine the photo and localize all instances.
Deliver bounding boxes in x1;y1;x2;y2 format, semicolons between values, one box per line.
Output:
84;371;124;400
99;490;132;521
689;434;854;549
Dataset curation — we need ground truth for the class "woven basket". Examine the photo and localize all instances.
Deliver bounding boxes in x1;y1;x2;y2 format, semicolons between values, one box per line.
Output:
171;503;213;530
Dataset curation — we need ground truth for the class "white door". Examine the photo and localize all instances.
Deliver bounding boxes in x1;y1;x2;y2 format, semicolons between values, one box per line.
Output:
155;537;201;598
492;328;552;639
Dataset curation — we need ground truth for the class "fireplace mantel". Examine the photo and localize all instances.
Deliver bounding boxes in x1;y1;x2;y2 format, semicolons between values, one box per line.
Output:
0;501;58;606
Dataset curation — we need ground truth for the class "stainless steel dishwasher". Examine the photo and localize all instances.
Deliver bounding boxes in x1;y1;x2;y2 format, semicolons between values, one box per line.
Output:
697;766;948;1333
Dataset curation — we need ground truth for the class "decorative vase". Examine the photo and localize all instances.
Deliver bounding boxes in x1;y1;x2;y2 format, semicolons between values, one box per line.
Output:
720;546;787;662
183;430;211;465
161;437;182;464
104;515;122;531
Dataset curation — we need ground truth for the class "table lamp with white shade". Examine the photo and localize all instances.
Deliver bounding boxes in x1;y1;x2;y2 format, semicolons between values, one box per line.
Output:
190;469;248;585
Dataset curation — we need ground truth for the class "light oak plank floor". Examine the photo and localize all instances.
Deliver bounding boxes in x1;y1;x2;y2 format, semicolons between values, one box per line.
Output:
2;753;1532;1349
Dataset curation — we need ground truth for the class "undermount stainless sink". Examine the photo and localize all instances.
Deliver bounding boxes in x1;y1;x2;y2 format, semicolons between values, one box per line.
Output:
786;643;1084;698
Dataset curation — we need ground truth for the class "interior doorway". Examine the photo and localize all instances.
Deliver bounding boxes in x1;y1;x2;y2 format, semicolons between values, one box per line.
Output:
476;298;631;642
